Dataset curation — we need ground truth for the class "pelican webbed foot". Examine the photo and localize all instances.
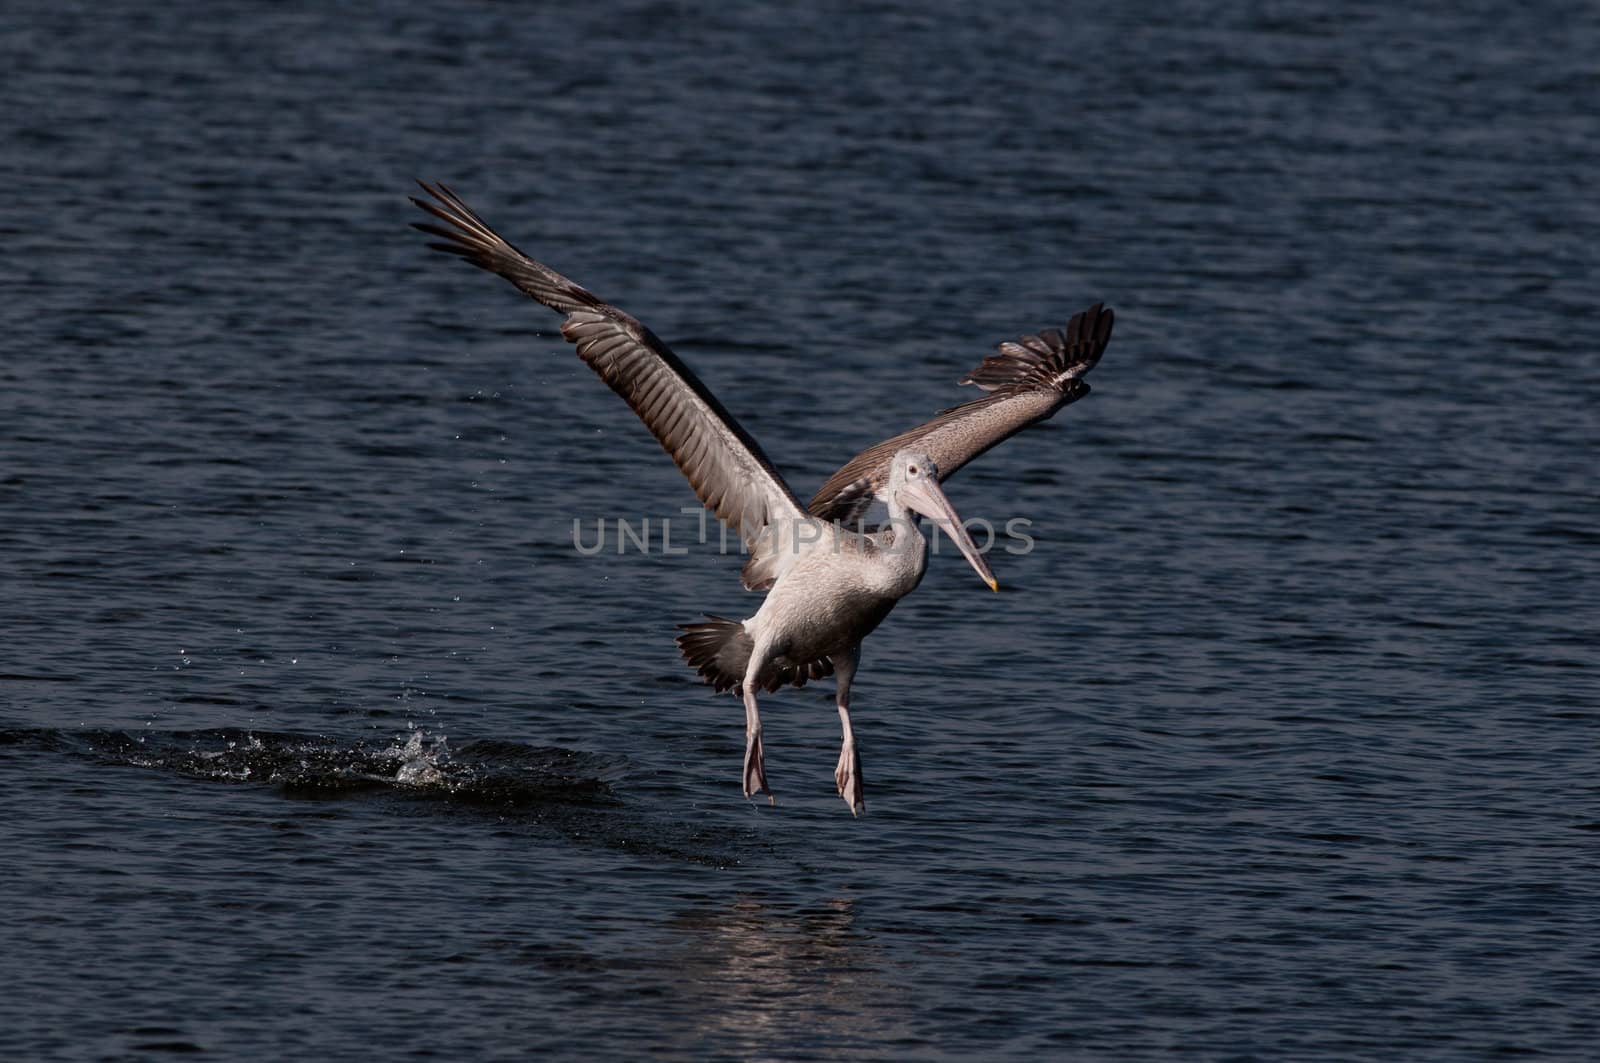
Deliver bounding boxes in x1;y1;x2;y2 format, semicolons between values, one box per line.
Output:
744;725;773;803
835;739;863;816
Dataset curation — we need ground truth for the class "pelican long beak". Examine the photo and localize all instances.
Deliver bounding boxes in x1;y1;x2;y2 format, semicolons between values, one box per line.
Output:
900;478;999;591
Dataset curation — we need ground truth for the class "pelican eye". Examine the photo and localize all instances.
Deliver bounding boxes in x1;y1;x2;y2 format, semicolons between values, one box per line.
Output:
907;464;919;476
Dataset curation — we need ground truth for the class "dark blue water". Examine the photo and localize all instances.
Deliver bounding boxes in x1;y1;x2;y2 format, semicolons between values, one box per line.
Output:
4;1;1597;1058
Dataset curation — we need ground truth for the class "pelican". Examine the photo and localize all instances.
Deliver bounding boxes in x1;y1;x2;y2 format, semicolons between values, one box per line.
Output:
411;183;1113;814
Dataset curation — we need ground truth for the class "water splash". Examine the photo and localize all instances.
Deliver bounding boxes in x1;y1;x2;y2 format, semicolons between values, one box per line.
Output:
390;729;450;787
16;726;620;808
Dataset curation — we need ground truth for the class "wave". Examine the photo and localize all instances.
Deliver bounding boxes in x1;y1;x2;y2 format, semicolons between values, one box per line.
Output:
2;725;620;807
1;724;753;866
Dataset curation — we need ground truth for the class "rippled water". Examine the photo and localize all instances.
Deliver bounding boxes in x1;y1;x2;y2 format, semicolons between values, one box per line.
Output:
4;1;1597;1058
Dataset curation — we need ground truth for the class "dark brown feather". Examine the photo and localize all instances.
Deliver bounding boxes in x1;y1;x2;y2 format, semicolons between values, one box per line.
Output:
960;303;1113;393
808;303;1111;524
675;614;834;695
411;182;806;550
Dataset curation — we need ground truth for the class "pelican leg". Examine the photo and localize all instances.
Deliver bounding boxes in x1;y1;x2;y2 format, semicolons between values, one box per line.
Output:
741;658;773;803
832;645;864;816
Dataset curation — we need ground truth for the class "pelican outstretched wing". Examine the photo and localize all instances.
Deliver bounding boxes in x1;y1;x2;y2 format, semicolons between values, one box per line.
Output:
412;182;807;553
808;303;1113;525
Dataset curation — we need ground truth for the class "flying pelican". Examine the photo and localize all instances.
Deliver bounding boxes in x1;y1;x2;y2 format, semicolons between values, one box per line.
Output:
411;183;1112;814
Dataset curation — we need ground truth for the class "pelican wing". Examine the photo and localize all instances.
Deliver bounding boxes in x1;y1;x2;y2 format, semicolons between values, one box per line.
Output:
412;182;807;551
809;303;1113;524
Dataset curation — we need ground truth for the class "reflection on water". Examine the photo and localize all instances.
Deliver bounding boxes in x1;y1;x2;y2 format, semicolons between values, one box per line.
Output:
648;895;919;1056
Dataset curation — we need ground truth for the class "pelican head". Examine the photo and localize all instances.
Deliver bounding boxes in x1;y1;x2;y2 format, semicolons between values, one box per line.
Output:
888;450;998;591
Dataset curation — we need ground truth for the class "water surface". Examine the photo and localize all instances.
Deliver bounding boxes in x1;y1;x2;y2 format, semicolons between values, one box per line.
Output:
3;1;1597;1058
